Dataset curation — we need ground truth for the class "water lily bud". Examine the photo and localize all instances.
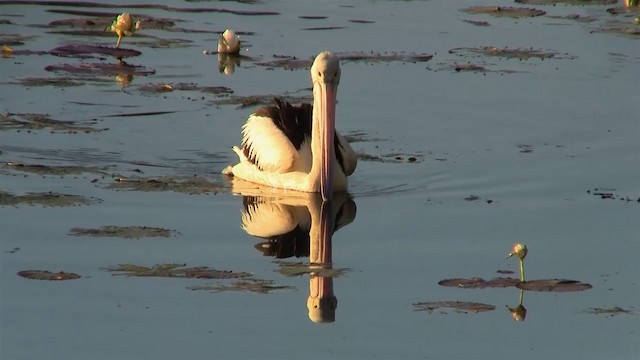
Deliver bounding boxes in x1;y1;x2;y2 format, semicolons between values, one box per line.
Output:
217;29;241;54
507;243;528;260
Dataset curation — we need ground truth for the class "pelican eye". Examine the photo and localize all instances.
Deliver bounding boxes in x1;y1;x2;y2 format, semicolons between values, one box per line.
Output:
317;71;322;77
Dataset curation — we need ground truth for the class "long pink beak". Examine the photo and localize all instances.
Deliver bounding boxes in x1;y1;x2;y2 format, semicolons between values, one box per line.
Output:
318;82;336;201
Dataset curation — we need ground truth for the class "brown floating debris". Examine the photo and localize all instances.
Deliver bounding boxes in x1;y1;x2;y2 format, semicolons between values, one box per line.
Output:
413;301;496;314
276;261;349;278
213;94;313;109
463;19;491;26
255;51;433;70
356;152;423;164
586;306;636;316
461;6;546;18
69;226;179;239
18;270;81;281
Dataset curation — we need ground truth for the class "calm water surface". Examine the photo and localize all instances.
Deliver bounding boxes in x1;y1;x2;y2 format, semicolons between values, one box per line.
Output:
1;0;639;359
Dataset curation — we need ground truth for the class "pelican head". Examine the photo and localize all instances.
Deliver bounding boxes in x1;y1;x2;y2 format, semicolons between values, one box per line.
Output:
310;51;341;201
217;29;241;54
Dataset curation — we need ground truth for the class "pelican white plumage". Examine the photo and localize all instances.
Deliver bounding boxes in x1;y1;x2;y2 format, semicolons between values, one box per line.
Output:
223;51;357;201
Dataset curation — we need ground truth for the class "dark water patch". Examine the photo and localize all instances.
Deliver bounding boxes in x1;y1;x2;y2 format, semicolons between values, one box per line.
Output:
586;306;636;316
449;46;575;60
299;15;328;19
50;44;141;59
349;19;375;24
464;195;494;204
3;162;108;176
516;0;616;4
18;270;81;280
108;176;226;195
275;261;349;278
0;19;13;25
189;278;295;294
497;269;515;274
587;188;640;202
302;26;347;31
461;6;546;18
0;1;280;15
102;110;177;118
439;277;593;292
104;263;252;279
212;94;312;109
517;144;534;153
547;14;598;22
356;152;422;164
342;131;387;143
5;247;20;254
463;19;491;26
413;301;496;314
0;113;106;133
45;62;155;76
69;226;180;239
0;191;100;207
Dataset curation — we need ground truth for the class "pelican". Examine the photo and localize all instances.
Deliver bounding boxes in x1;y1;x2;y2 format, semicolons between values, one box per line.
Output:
223;51;357;201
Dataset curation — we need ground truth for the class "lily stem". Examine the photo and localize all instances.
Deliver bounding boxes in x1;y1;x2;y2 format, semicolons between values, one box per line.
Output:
519;258;525;283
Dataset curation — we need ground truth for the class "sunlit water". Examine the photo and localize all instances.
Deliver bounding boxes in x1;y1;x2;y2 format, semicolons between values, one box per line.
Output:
1;0;639;359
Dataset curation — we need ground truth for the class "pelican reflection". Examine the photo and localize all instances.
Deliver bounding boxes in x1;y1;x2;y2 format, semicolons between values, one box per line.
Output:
231;179;356;323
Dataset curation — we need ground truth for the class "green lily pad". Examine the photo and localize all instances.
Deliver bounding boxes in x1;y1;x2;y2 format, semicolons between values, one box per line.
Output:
276;261;349;278
108;176;226;195
0;113;106;133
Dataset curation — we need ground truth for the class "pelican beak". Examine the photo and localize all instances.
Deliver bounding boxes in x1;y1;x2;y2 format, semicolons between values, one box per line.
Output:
318;81;337;201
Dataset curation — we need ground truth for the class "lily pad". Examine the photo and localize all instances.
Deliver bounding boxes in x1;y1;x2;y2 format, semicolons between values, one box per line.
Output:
0;191;99;207
587;188;640;202
439;277;593;292
108;176;225;194
188;279;295;294
516;0;616;4
0;113;105;133
516;279;593;292
461;6;546;18
136;82;233;95
69;226;179;239
438;277;521;289
356;152;422;163
276;261;349;278
255;51;433;70
413;301;496;314
45;62;155;76
50;44;141;59
18;270;81;280
449;46;575;60
3;162;108;176
103;263;252;279
586;306;636;316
